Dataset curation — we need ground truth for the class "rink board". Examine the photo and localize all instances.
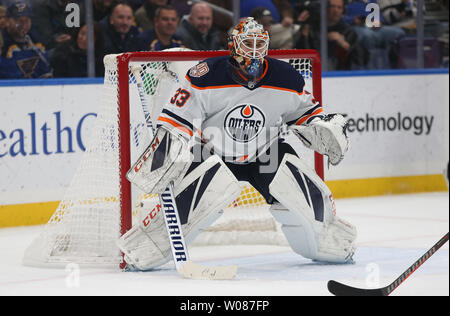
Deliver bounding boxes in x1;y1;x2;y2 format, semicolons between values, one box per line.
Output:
0;70;448;227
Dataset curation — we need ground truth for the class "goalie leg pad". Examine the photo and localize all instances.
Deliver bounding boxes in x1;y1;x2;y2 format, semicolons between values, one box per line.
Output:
117;155;241;271
269;154;357;263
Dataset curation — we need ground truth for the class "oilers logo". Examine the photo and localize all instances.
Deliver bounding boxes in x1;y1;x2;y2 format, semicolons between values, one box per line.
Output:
224;104;265;143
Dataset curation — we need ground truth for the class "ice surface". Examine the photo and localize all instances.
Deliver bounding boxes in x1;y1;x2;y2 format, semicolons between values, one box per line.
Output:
0;192;448;296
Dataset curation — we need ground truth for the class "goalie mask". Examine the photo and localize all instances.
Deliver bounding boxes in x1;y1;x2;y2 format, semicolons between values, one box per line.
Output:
229;17;269;87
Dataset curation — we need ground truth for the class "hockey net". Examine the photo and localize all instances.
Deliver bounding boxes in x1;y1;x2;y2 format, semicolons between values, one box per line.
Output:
23;49;322;268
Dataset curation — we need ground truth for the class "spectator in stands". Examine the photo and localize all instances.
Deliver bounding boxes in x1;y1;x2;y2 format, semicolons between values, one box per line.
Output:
273;0;296;27
51;22;105;77
135;0;168;32
31;0;74;52
128;0;146;11
0;5;8;51
346;0;405;68
292;0;321;48
0;3;53;78
206;0;234;48
241;0;282;23
101;2;140;54
251;6;300;49
170;0;191;18
294;0;369;70
251;6;273;31
378;0;414;26
176;0;235;49
137;5;184;51
240;0;295;25
327;0;370;69
175;1;223;50
83;0;118;22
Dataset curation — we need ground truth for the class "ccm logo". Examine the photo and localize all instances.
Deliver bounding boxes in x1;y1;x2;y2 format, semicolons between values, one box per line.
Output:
142;204;162;227
134;136;160;172
329;194;337;216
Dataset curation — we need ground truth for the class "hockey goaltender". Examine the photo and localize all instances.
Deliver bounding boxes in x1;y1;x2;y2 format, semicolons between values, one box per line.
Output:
119;17;357;272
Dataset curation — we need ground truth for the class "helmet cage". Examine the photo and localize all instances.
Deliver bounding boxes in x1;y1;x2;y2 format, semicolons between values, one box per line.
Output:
233;33;269;60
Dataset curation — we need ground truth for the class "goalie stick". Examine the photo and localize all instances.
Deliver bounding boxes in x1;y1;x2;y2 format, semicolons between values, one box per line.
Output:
328;232;449;296
130;65;238;280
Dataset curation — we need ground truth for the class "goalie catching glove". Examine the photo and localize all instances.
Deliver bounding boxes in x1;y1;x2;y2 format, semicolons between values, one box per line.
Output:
127;126;193;194
290;114;349;165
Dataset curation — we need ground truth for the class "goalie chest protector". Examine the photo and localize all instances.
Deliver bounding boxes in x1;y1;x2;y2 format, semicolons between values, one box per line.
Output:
157;56;322;163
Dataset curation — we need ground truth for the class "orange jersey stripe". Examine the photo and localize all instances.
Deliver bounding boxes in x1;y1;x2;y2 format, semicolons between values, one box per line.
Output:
158;116;194;137
296;108;323;125
260;85;304;96
186;76;241;90
185;59;270;90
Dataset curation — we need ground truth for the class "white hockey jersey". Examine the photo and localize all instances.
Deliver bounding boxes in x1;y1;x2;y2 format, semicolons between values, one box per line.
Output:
157;56;323;163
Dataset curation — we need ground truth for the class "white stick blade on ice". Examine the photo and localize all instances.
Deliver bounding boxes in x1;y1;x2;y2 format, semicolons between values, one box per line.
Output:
178;261;238;280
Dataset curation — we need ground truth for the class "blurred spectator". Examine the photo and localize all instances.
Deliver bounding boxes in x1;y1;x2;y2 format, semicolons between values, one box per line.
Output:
31;0;74;51
135;0;168;32
171;0;192;17
207;0;234;48
251;6;300;49
82;0;118;22
294;0;369;70
0;5;7;51
0;2;52;78
251;6;273;31
241;0;281;23
175;1;222;50
378;0;414;26
327;0;370;69
241;0;296;25
128;0;146;11
273;0;296;26
346;0;405;67
101;2;139;54
137;5;184;51
51;22;105;77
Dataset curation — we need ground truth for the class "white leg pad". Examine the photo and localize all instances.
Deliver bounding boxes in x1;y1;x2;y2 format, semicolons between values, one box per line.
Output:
117;155;241;271
269;154;357;263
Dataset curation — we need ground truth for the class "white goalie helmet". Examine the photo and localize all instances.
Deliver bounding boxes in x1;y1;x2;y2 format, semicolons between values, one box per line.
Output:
229;17;270;78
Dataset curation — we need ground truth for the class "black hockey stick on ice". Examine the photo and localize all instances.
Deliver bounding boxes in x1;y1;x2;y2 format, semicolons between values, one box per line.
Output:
130;65;237;280
328;232;449;296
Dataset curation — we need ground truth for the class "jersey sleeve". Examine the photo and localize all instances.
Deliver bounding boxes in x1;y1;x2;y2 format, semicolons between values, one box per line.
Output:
267;58;324;127
284;90;324;126
156;74;205;140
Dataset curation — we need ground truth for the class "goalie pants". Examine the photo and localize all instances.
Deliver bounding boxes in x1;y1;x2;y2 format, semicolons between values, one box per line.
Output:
186;140;298;205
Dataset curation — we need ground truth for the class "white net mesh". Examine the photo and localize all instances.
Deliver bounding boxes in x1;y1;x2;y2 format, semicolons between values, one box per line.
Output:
23;50;319;267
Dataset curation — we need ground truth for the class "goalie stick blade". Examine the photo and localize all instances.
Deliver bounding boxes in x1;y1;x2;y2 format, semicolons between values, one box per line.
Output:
178;261;238;280
327;280;388;296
